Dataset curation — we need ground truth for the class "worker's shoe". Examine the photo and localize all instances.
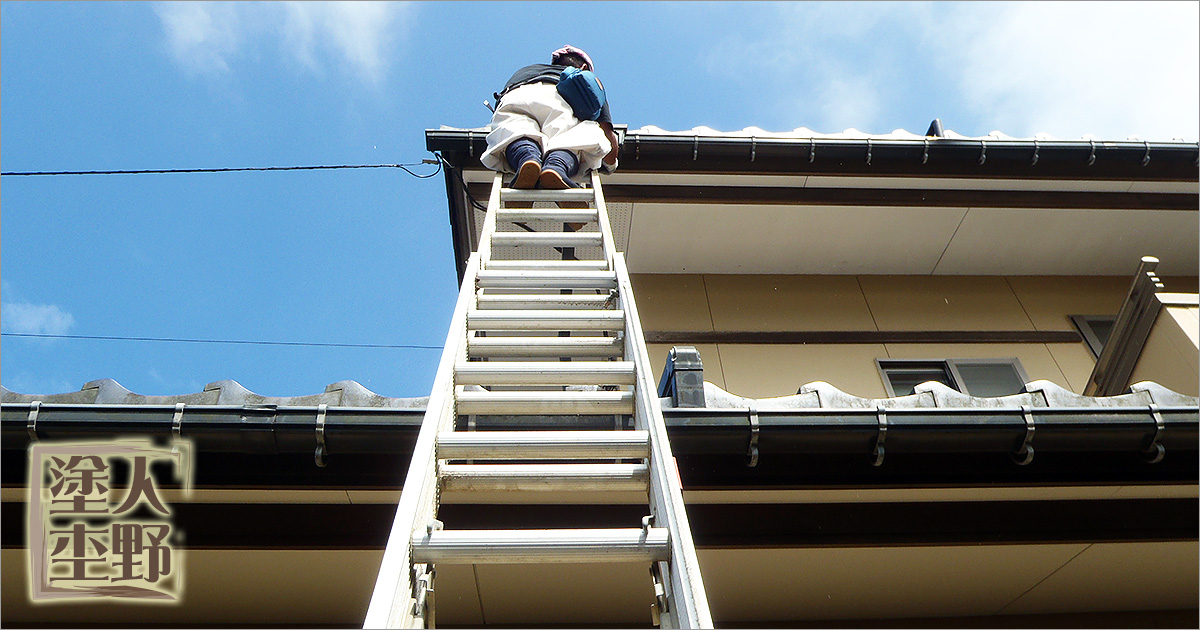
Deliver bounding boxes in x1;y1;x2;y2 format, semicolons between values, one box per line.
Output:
505;139;543;189
539;150;582;189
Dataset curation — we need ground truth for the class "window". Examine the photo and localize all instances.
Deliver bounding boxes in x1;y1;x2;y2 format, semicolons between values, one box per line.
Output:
1071;315;1117;359
877;358;1029;397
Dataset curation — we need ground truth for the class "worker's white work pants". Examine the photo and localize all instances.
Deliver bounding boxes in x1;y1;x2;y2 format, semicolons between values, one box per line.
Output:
481;82;613;174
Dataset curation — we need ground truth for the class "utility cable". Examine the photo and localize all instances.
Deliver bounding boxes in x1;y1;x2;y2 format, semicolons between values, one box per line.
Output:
1;158;443;178
434;153;488;211
1;332;442;350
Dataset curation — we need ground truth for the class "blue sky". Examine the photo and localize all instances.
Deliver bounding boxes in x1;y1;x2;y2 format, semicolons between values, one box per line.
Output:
2;1;1197;399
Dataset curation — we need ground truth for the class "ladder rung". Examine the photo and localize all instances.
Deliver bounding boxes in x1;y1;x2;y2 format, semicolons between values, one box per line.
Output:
491;232;603;248
476;293;614;310
476;270;617;290
467;310;624;331
456;389;634;415
496;207;598;223
439;463;649;492
437;430;650;459
411;528;670;564
468;336;625;358
500;188;596;203
455;361;636;385
485;260;610;271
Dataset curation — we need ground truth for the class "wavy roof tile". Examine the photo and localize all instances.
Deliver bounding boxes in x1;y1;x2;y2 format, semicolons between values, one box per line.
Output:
440;124;1198;145
5;378;1194;410
0;378;428;408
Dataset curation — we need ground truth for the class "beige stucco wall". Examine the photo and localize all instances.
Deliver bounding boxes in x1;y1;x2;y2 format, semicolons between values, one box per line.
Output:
1129;303;1200;396
632;274;1198;399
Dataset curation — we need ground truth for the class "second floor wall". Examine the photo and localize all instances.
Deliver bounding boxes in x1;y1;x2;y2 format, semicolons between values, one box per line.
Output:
632;273;1199;400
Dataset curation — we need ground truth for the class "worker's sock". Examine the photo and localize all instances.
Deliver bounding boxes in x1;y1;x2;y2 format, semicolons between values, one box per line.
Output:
540;150;581;189
505;139;543;189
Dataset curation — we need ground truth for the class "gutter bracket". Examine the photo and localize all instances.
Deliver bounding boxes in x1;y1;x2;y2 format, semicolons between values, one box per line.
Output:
1012;405;1036;466
978;140;987;166
808;138;816;163
171;403;185;454
467;130;474;158
1142;141;1151;167
411;562;435;618
746;403;760;468
315;403;329;468
922;138;930;165
865;139;872;165
1031;139;1040;166
871;406;887;467
649;556;670;624
750;136;756;162
692;136;699;161
1141;404;1166;464
27;401;41;443
1088;139;1097;166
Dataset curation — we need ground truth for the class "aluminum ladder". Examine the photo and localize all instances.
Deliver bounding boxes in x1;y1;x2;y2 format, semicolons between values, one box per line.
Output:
364;171;713;628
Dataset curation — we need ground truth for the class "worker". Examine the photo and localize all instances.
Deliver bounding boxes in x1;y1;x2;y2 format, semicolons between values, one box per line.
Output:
481;45;619;189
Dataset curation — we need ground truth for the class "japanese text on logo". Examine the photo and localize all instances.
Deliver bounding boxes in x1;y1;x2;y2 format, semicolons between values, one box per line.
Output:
28;440;191;602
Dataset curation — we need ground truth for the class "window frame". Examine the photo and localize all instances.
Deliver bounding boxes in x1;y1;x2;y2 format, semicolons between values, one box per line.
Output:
876;358;1031;398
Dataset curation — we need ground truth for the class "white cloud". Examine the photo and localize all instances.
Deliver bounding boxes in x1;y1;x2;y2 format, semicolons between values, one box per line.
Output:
2;372;79;397
154;1;409;83
701;2;933;133
1;301;76;335
817;75;881;133
154;2;242;76
934;1;1200;141
702;2;1197;140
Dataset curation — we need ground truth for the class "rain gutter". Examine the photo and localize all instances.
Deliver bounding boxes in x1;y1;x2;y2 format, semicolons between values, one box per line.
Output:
4;402;1196;461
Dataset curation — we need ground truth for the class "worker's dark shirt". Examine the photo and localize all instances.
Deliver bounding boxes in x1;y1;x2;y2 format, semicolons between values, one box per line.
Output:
498;63;612;124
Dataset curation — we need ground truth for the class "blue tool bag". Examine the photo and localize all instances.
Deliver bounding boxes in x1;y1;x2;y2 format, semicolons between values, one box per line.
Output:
556;67;606;121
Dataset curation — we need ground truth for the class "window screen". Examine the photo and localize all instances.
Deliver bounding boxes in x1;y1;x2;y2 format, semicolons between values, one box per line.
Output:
950;361;1027;397
877;361;955;396
878;358;1028;397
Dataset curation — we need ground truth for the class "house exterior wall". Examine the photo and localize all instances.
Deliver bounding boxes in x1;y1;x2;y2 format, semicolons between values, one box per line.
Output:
634;273;1198;399
1129;303;1200;396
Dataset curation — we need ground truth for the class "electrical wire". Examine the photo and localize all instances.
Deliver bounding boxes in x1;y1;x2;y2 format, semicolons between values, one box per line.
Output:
0;154;451;352
434;153;489;211
1;332;442;350
1;158;444;178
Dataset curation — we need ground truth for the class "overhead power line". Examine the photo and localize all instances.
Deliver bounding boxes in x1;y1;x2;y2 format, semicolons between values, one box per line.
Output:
1;332;442;350
1;159;444;178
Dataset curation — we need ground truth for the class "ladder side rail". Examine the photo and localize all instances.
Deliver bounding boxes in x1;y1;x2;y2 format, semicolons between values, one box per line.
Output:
591;171;620;268
363;251;479;628
364;177;503;628
476;172;505;268
614;254;714;628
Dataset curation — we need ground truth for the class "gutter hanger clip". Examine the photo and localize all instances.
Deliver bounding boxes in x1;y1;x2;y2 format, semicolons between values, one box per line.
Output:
746;402;760;468
171;403;185;454
871;406;887;467
1012;405;1036;466
1141;404;1166;464
315;403;329;468
27;401;41;443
